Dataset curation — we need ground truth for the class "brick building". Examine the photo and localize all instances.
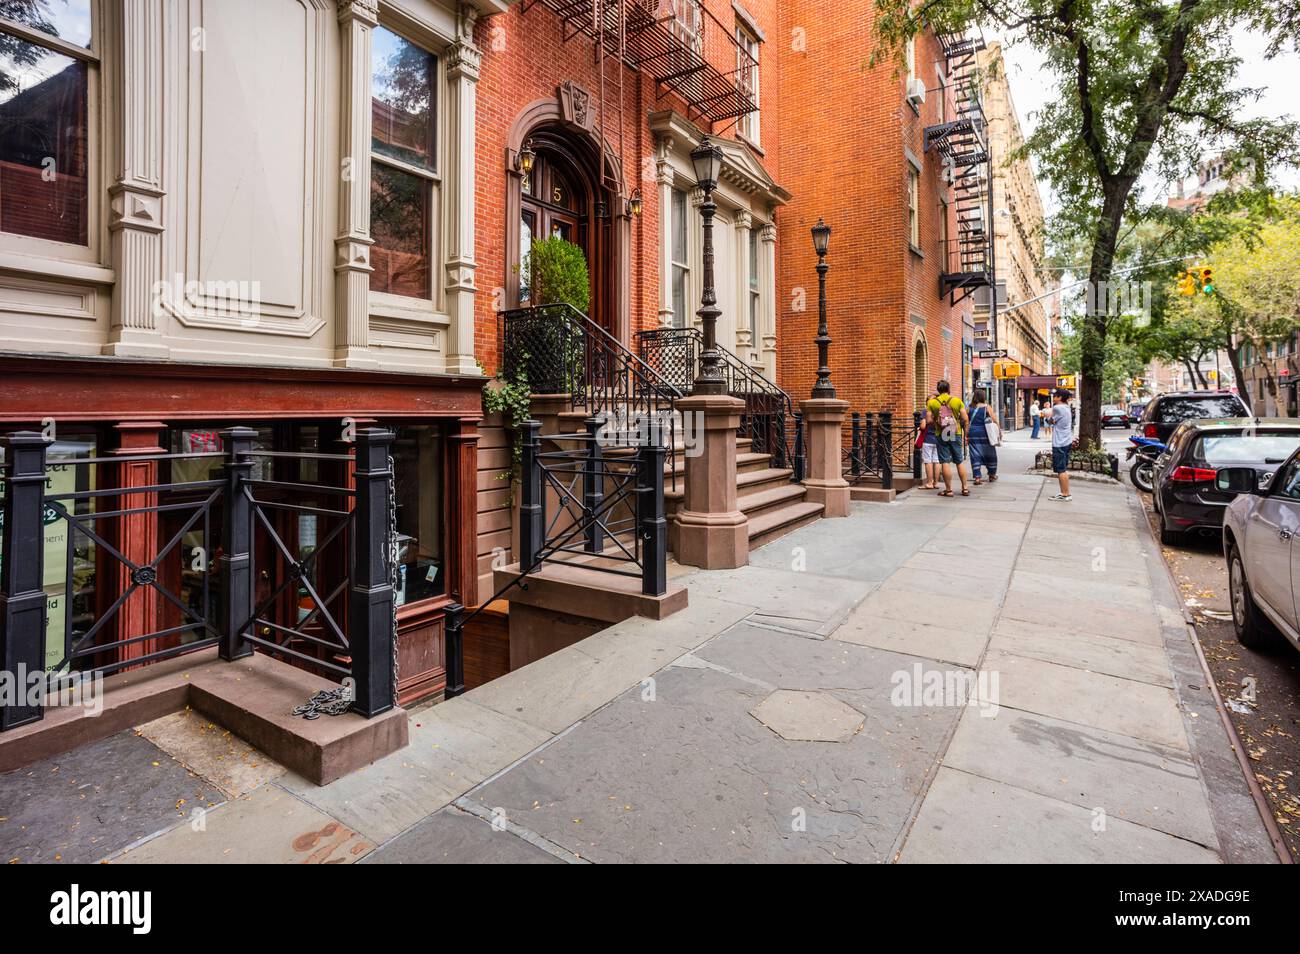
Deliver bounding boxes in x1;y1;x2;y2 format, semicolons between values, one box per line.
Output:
774;7;976;420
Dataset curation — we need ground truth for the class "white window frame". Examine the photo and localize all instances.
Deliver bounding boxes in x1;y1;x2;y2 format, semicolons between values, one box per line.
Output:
908;166;920;249
368;21;444;312
735;24;760;145
747;226;760;337
670;186;691;328
0;3;102;268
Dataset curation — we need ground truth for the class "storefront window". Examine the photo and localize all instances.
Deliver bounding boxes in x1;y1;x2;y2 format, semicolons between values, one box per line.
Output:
392;425;444;606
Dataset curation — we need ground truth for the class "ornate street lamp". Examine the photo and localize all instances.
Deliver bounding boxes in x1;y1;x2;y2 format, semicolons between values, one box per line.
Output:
627;186;643;217
690;136;726;395
810;218;835;399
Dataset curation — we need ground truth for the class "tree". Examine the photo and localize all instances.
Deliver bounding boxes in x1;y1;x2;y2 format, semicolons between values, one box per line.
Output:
1058;323;1146;403
873;0;1300;444
1199;198;1300;408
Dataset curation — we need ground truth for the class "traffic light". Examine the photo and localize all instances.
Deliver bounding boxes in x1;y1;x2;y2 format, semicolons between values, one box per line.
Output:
1178;269;1196;296
1200;267;1214;294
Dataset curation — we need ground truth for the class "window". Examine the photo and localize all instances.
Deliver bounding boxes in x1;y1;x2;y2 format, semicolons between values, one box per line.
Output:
392;426;445;607
736;26;760;144
0;1;94;245
908;167;920;249
671;187;690;327
938;196;948;261
666;0;703;50
905;36;916;85
370;26;438;299
747;227;760;337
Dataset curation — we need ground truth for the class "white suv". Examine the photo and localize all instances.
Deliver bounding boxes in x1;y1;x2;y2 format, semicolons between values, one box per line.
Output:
1220;450;1300;650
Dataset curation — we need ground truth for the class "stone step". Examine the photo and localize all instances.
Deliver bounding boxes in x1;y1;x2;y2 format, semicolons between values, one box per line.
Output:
663;466;794;509
746;500;824;550
738;482;810;521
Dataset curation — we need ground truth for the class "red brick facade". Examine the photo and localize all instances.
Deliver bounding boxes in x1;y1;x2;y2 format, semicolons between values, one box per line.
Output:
774;5;969;417
472;0;784;374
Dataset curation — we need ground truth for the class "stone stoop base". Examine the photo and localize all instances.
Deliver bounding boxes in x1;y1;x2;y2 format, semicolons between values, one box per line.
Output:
0;649;407;785
494;561;689;670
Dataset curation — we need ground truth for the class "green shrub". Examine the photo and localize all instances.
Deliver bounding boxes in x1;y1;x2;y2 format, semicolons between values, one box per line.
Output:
525;236;590;311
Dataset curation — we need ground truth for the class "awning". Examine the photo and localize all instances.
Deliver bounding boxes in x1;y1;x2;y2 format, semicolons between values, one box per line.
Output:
1015;374;1055;389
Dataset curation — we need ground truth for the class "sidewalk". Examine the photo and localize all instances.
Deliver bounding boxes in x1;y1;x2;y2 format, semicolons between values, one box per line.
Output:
43;431;1274;863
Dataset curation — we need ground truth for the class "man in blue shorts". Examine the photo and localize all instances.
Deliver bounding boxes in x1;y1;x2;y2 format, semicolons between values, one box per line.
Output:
1049;388;1073;501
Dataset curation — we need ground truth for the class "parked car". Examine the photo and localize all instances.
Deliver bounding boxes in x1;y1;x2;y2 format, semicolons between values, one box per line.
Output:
1101;405;1130;428
1220;449;1300;650
1151;419;1300;545
1138;390;1249;443
1128;401;1148;423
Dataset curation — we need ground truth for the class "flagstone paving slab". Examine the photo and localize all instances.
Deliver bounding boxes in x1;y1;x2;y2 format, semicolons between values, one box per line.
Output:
0;730;220;864
747;518;945;583
942;707;1217;846
137;708;286;799
678;564;875;634
983;651;1189;751
988;617;1174;686
832;610;991;668
462;663;951;863
277;698;551;844
853;587;1000;634
363;806;565;864
898;767;1220;864
114;782;370;864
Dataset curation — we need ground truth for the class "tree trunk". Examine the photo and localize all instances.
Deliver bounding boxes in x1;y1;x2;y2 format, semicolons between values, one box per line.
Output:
1226;341;1250;412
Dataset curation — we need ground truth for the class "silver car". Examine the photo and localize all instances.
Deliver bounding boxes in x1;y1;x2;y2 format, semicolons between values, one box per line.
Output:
1220;451;1300;650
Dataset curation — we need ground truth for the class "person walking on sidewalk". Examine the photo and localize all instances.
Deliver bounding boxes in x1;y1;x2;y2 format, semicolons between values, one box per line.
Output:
1029;399;1042;439
968;389;999;484
1048;388;1073;501
926;380;970;497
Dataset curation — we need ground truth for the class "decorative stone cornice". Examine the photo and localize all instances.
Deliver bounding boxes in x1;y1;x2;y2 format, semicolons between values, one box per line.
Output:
448;39;482;80
337;0;378;26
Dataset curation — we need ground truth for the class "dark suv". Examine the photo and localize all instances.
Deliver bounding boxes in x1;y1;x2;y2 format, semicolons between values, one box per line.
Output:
1139;390;1249;443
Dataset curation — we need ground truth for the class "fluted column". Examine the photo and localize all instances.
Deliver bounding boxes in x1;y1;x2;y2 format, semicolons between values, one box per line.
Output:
760;222;777;376
334;0;379;368
444;6;482;373
104;0;167;358
733;209;753;352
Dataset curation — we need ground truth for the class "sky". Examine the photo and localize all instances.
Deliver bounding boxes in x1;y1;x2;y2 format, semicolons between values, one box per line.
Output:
991;22;1300;218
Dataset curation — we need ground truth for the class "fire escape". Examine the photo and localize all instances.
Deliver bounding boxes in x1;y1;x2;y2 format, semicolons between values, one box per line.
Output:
521;0;759;190
924;32;994;306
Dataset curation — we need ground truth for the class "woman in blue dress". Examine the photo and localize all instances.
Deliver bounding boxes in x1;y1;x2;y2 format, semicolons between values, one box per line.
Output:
968;389;998;484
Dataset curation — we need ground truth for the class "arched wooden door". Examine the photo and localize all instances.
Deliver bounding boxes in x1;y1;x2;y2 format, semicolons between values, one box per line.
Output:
514;128;615;336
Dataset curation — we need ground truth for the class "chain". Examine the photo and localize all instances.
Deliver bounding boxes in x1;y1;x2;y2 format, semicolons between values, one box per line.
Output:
292;446;400;719
387;451;399;704
292;689;353;720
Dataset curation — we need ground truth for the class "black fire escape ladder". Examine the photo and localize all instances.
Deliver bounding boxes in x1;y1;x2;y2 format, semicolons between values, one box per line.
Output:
925;31;994;306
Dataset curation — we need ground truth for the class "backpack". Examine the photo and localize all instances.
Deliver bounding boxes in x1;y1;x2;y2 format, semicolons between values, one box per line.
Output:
935;395;958;439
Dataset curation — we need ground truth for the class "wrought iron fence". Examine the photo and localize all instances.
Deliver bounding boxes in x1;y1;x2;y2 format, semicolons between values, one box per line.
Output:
843;411;925;489
636;326;800;476
0;427;398;731
500;302;683;487
443;415;668;698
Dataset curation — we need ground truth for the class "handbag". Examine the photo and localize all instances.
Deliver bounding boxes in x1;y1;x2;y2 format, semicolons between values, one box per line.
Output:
984;411;1002;447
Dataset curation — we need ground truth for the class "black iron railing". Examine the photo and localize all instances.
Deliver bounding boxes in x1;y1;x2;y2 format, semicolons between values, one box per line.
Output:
843;411;925;489
0;428;398;730
636;326;800;476
500;302;683;486
442;416;668;699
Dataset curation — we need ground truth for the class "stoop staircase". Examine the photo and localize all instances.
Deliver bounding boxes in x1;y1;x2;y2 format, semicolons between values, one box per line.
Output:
499;304;823;561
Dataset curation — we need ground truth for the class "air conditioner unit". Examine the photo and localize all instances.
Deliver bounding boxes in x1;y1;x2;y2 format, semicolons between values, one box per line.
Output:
906;78;926;106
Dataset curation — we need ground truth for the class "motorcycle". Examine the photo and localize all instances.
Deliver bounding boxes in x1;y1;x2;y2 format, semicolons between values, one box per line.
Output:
1126;435;1166;493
